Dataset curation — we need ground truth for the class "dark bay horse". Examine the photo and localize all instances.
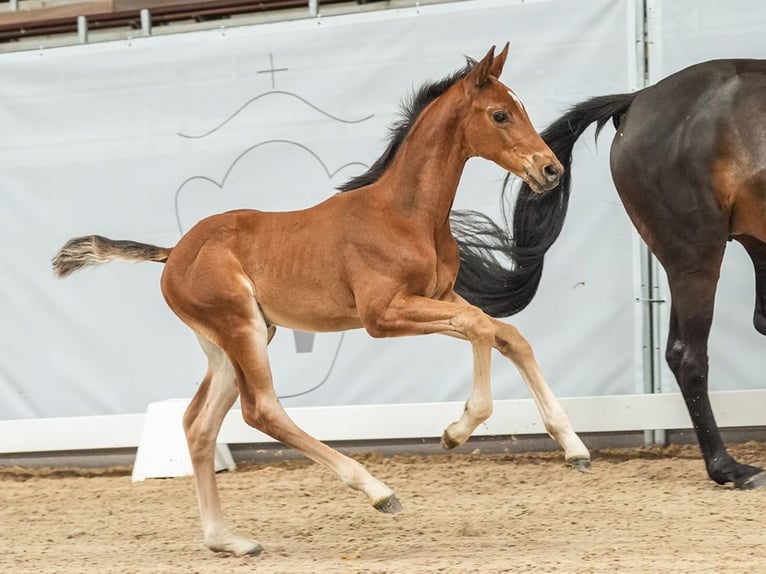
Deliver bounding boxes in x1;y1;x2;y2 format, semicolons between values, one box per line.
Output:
52;45;591;557
452;58;766;490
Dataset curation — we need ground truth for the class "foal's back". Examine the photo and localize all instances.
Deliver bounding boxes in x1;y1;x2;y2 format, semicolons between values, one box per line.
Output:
161;198;365;333
159;187;452;333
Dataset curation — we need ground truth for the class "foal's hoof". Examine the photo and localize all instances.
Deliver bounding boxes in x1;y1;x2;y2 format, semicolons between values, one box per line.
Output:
209;537;264;558
735;471;766;490
373;494;403;514
567;457;592;474
441;430;461;450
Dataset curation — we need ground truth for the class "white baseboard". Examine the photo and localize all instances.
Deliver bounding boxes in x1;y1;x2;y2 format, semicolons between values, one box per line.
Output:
1;390;765;455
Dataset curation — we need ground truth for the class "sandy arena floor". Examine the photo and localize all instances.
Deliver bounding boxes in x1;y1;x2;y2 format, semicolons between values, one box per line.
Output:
2;442;765;574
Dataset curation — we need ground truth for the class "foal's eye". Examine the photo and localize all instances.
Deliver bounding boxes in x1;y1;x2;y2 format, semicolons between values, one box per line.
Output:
492;110;509;124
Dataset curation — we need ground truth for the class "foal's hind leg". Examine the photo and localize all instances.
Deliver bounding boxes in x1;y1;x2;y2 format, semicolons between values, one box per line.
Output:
183;336;262;557
230;316;400;512
211;285;401;515
490;319;591;471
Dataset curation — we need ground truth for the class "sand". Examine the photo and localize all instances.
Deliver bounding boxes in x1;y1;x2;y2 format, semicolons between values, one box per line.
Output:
2;442;765;574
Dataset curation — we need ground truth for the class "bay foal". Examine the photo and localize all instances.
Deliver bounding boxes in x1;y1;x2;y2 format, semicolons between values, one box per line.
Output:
53;45;589;556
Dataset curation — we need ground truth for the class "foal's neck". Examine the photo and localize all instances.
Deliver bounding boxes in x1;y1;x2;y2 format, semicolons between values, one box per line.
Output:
374;89;469;231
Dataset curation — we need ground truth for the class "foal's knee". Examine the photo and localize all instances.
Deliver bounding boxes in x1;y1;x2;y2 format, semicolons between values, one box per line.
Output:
470;310;496;346
494;324;534;363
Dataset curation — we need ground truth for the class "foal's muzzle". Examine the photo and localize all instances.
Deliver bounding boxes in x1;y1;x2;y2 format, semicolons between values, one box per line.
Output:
525;153;563;193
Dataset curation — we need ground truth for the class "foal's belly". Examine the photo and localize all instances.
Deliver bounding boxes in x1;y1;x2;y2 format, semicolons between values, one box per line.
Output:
258;299;364;333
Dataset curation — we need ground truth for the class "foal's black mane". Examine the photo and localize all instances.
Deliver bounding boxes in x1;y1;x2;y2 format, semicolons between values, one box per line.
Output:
337;58;477;192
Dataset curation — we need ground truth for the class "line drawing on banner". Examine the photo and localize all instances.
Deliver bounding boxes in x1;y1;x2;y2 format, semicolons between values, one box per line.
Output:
276;332;346;399
173;139;368;234
176;91;375;139
173;56;376;400
257;52;288;89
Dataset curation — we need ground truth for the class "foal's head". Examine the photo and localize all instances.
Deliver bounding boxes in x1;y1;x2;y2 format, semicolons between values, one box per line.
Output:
459;44;562;193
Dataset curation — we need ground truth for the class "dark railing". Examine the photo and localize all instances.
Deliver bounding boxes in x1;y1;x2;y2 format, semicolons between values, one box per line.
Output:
0;0;384;42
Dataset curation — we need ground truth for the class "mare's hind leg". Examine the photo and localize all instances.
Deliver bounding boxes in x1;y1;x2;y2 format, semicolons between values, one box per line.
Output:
490;319;590;471
735;235;766;336
665;255;766;489
183;335;262;557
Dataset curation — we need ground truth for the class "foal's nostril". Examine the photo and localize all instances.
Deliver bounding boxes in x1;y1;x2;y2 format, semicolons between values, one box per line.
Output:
543;163;560;181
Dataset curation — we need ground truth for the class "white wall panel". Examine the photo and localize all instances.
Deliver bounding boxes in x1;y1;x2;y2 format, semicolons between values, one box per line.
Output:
649;0;766;393
0;0;639;423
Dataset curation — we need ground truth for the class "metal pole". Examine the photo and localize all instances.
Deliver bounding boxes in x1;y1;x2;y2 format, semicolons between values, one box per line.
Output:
77;15;88;44
10;0;19;11
140;8;152;36
308;0;318;17
636;0;669;447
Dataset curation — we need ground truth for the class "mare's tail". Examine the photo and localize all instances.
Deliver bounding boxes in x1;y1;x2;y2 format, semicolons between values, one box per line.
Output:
52;235;172;278
452;92;639;318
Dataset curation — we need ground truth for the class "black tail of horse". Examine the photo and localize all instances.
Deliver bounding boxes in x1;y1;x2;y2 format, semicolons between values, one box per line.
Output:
452;92;639;318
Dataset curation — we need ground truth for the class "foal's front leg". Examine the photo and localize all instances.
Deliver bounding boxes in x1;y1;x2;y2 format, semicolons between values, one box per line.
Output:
440;333;494;449
490;318;590;470
361;292;497;449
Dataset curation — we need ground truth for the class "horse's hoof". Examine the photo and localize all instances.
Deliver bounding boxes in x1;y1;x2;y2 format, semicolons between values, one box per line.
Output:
441;430;460;450
246;545;264;558
373;494;402;514
567;457;592;473
735;471;766;490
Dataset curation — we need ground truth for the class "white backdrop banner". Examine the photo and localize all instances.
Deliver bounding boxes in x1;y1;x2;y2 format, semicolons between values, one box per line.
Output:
649;0;766;393
0;0;639;419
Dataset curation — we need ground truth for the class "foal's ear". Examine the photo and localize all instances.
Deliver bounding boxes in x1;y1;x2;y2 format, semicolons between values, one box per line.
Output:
466;45;496;93
490;42;509;79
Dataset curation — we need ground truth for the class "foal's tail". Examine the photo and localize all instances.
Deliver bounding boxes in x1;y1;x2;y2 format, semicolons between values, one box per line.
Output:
52;235;172;278
452;92;639;318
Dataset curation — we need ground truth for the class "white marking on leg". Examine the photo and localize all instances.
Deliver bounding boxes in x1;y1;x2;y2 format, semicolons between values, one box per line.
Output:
442;308;495;447
188;336;262;557
444;342;493;446
493;321;589;462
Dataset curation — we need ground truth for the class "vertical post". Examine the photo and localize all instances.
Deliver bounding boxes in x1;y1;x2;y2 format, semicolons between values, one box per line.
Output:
140;8;152;36
649;254;667;446
636;0;668;447
308;0;318;17
645;0;663;84
77;15;88;44
645;0;668;447
10;0;19;11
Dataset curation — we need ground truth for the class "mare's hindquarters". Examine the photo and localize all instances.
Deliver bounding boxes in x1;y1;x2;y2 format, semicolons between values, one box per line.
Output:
609;59;766;488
